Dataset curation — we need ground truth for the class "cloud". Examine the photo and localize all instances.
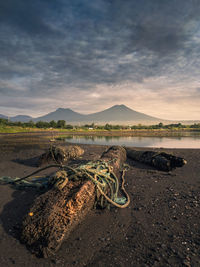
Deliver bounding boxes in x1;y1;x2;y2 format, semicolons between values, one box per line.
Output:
0;0;200;119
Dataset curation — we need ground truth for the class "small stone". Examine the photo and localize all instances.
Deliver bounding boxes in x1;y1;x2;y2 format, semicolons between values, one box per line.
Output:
156;256;161;261
183;260;191;267
51;258;62;264
9;258;15;264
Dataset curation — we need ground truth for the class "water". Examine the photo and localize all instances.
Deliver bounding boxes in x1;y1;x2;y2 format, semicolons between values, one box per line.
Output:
63;133;200;148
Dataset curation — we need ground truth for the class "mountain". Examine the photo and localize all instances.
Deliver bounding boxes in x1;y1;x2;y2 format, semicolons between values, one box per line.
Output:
0;114;8;120
33;104;161;124
86;104;159;123
0;114;33;122
34;108;84;122
11;115;33;122
0;105;163;124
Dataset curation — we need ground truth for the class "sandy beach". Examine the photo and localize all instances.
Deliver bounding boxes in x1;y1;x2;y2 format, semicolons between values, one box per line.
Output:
0;133;199;267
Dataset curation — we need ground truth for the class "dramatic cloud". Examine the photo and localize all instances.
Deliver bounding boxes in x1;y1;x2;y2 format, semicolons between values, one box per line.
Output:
0;0;200;119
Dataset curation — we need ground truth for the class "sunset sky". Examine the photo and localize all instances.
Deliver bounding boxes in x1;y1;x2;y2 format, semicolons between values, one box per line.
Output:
0;0;200;120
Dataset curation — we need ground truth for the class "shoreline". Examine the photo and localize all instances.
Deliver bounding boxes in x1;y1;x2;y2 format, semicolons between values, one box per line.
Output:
0;128;200;137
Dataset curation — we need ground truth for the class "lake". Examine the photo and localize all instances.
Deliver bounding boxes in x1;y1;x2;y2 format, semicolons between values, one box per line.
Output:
63;133;200;148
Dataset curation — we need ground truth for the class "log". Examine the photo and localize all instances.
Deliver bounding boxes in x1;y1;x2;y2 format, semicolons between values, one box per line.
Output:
126;148;187;171
21;146;126;257
38;145;84;166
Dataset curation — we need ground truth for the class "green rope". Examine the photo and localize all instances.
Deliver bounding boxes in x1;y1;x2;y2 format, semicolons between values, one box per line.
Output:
0;161;130;208
74;161;130;208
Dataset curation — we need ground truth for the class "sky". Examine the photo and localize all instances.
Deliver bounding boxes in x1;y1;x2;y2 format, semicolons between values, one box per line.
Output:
0;0;200;120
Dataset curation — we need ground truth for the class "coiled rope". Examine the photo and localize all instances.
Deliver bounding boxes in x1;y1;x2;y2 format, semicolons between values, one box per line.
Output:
0;161;130;209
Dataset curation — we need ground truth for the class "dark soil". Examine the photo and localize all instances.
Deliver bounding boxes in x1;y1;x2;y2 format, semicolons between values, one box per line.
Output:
0;133;200;267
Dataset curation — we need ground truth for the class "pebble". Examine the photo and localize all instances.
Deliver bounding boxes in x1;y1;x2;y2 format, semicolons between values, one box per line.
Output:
183;259;191;267
9;258;15;264
51;258;62;264
72;260;79;265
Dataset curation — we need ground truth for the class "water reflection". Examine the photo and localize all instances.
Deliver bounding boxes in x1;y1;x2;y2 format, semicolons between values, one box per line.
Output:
64;135;200;148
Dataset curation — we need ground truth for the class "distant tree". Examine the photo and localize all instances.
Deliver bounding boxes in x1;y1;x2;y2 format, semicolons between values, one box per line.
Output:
191;123;200;128
105;123;112;130
15;121;22;127
112;125;121;130
96;125;104;130
36;121;49;128
57;120;66;128
0;118;8;125
65;124;73;129
26;120;35;128
49;120;57;128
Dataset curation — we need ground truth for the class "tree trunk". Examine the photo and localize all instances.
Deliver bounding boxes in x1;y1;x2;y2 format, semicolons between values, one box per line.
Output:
38;145;84;166
21;146;126;257
126;148;187;171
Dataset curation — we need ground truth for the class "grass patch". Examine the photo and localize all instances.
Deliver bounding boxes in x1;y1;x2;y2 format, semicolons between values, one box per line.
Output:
0;125;200;135
0;126;33;133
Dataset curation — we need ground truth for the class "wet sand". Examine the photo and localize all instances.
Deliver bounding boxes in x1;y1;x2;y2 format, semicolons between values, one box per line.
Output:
0;133;200;267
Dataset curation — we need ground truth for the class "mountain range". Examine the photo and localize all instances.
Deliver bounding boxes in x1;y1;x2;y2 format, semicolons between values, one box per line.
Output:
0;105;198;125
0;105;161;124
34;104;161;124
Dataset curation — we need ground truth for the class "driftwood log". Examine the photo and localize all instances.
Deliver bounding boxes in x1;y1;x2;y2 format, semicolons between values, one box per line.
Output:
38;145;84;166
21;146;126;258
126;148;187;171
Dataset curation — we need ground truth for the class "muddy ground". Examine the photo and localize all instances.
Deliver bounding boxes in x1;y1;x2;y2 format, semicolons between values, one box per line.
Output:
0;133;199;267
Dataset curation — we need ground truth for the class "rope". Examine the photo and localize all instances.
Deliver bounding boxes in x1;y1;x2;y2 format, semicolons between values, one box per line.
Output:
13;164;62;183
50;144;59;164
0;161;130;209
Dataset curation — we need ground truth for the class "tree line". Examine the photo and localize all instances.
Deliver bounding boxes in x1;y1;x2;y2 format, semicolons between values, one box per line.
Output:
0;118;200;130
0;118;73;129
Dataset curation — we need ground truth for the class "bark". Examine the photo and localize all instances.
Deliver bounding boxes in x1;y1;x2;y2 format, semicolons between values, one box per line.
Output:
126;148;187;171
21;146;126;257
38;145;84;166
